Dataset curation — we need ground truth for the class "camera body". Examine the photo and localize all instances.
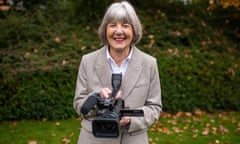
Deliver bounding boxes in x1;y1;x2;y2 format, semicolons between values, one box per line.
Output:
91;93;125;138
81;74;144;138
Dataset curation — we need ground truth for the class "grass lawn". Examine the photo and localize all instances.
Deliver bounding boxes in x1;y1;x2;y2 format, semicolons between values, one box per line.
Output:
0;111;239;144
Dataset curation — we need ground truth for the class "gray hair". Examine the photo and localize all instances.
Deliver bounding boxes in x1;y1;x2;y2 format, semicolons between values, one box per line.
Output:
98;1;142;45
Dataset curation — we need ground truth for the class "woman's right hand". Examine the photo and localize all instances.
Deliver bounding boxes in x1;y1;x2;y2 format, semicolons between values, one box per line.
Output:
100;87;112;99
100;88;122;99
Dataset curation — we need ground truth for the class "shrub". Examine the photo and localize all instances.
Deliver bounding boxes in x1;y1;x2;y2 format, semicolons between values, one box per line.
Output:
0;67;77;120
0;0;239;120
157;49;240;112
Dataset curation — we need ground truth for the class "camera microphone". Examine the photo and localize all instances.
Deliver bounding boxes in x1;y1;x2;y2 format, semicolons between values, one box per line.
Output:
80;94;98;115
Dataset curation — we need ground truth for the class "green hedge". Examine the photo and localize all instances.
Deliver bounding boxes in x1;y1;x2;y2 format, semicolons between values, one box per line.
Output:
0;0;239;120
157;50;240;112
1;49;239;121
0;67;77;120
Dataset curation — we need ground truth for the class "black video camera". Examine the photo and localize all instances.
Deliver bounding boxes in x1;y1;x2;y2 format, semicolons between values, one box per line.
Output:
80;74;144;138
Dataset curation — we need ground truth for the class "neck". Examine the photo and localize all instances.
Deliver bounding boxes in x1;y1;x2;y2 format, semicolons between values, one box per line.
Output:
109;47;130;66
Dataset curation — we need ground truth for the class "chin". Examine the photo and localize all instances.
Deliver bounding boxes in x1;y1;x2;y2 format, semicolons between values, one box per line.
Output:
113;47;125;50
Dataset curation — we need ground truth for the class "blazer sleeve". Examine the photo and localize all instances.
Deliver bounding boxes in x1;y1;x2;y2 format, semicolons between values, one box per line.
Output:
128;58;162;133
73;55;100;115
73;55;89;115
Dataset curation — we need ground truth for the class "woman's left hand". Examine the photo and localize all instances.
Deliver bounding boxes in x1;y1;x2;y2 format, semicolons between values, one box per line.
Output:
120;116;131;126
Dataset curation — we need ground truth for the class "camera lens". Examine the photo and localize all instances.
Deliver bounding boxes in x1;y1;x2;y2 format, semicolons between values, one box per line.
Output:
92;116;120;138
101;122;116;130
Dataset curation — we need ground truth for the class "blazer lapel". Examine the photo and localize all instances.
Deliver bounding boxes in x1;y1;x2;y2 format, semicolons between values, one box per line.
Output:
121;47;142;99
95;47;112;88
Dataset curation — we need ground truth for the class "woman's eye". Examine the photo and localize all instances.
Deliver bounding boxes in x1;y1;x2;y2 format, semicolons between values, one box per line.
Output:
109;24;116;27
123;23;130;28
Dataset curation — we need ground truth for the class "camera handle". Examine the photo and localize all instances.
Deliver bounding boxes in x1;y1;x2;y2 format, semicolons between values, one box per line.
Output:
110;73;122;98
109;73;122;111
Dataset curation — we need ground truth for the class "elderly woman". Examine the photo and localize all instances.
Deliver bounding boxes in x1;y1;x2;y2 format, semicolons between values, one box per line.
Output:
73;1;162;144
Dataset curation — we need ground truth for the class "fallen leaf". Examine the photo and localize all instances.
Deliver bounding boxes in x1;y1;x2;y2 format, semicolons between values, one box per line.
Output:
55;122;60;126
201;41;207;47
148;35;154;39
218;125;229;133
215;139;220;144
54;37;61;43
192;133;198;138
183;28;190;35
51;133;56;137
202;128;210;135
62;137;71;144
171;30;181;36
227;67;235;76
194;109;206;116
24;52;31;58
81;46;87;50
86;26;90;30
28;140;37;144
70;132;75;137
62;60;67;66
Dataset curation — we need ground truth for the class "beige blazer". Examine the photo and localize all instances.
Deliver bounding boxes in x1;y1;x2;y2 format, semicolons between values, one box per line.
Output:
74;45;162;144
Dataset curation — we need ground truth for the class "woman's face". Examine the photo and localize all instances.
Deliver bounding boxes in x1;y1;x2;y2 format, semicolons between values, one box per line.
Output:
106;21;133;52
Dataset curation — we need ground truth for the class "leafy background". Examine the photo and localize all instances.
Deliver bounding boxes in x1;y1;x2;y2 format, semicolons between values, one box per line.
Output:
0;0;239;120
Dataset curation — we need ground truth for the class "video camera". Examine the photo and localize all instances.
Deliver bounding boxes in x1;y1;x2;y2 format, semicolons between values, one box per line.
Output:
80;74;144;138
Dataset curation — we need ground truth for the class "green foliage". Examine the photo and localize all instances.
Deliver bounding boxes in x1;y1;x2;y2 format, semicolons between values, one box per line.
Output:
157;50;240;112
10;0;58;10
0;0;239;120
138;0;240;112
66;0;113;25
0;67;77;120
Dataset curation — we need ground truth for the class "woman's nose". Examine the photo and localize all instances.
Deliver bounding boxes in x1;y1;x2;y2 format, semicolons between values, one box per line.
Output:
115;25;124;33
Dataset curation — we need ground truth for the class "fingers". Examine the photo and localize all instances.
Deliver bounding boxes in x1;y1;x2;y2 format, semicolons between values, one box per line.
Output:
100;87;112;99
115;90;122;99
120;116;131;126
100;88;122;99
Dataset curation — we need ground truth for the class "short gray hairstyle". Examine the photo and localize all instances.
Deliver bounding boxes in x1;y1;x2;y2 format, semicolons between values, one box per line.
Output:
98;1;142;45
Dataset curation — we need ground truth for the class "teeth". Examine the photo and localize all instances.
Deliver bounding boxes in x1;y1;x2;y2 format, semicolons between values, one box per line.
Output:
114;38;124;40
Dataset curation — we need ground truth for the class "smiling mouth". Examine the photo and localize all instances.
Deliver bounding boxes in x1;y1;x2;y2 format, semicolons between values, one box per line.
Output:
114;37;125;42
